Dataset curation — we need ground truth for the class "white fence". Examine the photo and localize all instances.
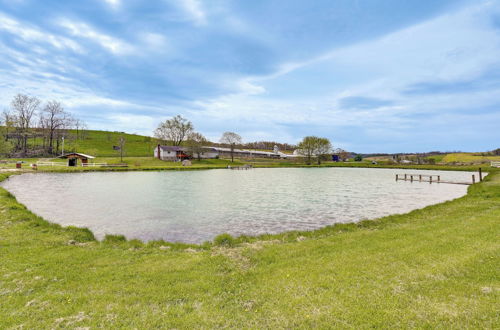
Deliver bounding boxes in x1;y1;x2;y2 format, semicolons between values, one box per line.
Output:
492;161;500;168
36;161;107;167
36;161;67;166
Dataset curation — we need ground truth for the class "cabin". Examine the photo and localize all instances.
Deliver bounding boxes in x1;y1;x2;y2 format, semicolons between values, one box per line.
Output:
59;153;95;166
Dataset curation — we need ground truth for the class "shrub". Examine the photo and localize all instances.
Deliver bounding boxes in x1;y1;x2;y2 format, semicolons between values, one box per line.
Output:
214;233;235;247
354;155;363;162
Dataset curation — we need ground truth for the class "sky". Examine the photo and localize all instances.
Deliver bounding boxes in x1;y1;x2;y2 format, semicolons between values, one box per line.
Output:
0;0;499;153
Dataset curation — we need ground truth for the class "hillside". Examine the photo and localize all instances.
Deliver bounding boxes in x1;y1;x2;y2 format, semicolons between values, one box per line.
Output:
64;130;159;157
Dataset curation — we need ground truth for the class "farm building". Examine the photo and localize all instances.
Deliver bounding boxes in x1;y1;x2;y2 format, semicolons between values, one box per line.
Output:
154;145;191;161
59;152;95;166
154;145;294;161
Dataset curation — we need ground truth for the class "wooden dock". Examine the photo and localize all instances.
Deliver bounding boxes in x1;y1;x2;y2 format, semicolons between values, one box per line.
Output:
227;164;253;170
395;173;478;185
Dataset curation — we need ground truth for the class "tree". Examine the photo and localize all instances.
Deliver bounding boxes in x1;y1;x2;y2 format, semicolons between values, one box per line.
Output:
40;101;71;155
185;132;207;161
10;94;40;154
220;132;242;162
314;137;332;165
297;136;317;165
297;136;332;165
117;136;126;162
354;154;363;162
154;115;193;146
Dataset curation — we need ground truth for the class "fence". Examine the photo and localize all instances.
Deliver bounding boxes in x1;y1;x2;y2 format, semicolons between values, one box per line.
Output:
492;161;500;168
37;161;108;167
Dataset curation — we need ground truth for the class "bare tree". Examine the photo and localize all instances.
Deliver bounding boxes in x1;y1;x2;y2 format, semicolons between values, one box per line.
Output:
220;131;242;162
11;94;40;154
41;100;71;155
154;115;193;146
117;136;126;162
185;132;208;161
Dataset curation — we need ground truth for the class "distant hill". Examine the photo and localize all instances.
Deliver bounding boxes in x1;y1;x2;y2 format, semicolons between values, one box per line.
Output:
64;130;160;157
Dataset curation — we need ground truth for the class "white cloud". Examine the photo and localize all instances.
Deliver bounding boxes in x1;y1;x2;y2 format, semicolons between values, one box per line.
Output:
102;0;120;9
0;13;82;53
177;0;207;25
58;19;133;55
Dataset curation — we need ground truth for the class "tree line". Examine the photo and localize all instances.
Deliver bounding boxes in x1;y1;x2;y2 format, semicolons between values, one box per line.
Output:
1;94;87;157
154;115;334;163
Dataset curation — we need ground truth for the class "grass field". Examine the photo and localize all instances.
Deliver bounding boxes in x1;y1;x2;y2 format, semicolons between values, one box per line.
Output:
62;129;160;157
0;167;498;328
442;153;500;164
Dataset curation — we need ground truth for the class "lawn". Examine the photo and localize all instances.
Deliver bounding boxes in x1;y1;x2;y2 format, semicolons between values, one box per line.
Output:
0;167;498;328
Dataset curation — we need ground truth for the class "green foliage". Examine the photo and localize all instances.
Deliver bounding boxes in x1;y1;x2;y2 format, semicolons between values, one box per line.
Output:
354;154;363;161
213;233;236;247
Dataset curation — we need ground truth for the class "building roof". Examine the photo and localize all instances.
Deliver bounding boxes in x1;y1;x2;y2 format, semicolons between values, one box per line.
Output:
59;152;95;159
158;145;184;152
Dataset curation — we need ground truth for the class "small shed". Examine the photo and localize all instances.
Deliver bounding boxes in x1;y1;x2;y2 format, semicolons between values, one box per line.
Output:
59;153;95;167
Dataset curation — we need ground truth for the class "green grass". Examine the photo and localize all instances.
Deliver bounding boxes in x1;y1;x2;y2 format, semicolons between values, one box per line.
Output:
0;169;498;328
64;129;160;157
442;152;500;164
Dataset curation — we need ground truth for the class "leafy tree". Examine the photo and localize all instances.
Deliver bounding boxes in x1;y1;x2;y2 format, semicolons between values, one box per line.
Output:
186;132;208;161
314;137;332;165
297;136;317;165
154;115;193;146
354;154;363;161
220;131;242;162
298;136;332;164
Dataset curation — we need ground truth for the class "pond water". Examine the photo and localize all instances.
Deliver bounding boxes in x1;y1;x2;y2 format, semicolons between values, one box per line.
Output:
1;168;472;243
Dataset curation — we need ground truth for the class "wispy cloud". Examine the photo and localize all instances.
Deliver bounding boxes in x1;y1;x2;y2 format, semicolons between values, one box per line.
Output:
58;19;132;55
0;12;82;52
176;0;207;25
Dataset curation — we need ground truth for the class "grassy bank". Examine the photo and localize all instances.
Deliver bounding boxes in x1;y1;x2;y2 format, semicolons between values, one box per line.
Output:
0;169;498;328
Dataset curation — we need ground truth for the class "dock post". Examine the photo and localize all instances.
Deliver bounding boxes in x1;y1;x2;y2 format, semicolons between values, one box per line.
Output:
404;174;407;180
410;175;413;182
472;175;475;184
419;175;422;182
479;168;482;182
438;175;440;183
396;174;398;181
430;176;432;184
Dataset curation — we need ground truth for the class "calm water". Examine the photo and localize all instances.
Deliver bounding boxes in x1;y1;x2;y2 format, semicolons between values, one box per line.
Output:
2;168;472;243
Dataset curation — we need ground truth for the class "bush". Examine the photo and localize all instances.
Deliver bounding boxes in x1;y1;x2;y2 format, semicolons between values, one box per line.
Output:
214;233;235;247
354;155;363;162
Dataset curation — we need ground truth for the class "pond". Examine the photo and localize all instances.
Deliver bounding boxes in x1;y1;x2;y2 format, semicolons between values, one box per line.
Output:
1;168;473;243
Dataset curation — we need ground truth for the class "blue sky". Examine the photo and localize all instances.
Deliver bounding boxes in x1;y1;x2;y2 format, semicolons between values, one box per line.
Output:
0;0;499;153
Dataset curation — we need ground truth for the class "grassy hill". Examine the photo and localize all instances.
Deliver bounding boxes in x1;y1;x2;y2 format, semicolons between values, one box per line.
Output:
64;130;160;157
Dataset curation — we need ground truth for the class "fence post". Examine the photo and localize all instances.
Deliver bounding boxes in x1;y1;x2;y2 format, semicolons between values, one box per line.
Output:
410;175;413;182
479;168;482;182
396;174;398;181
404;174;407;180
430;176;432;184
472;175;475;184
438;175;440;182
419;175;422;182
